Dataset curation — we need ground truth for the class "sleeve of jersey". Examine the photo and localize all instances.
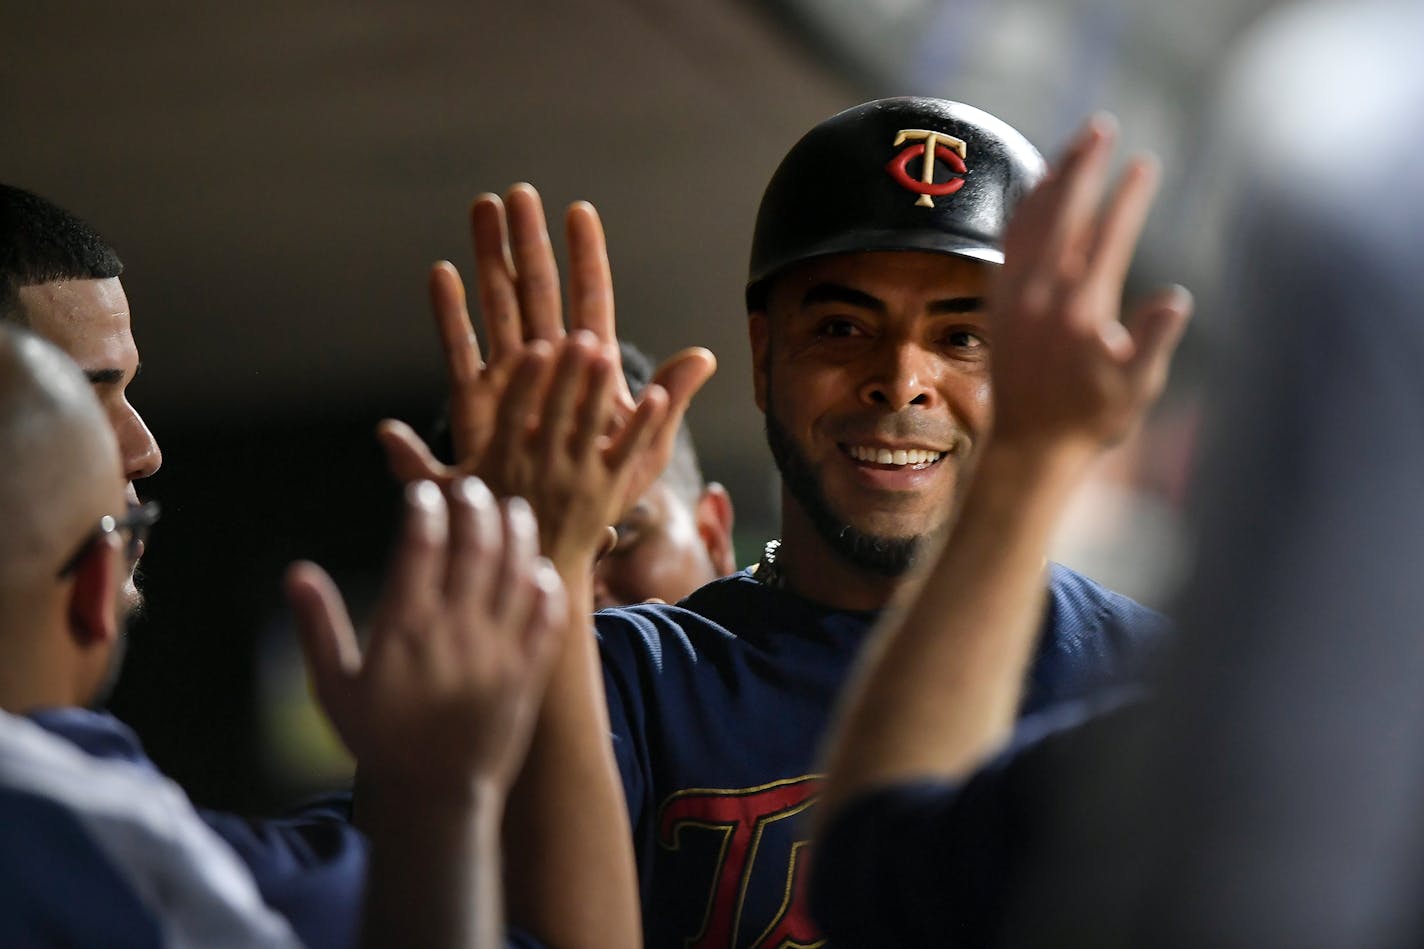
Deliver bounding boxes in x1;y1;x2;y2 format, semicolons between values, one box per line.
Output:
505;927;553;949
810;698;1137;948
199;805;368;949
0;788;166;947
593;609;656;830
810;777;1015;948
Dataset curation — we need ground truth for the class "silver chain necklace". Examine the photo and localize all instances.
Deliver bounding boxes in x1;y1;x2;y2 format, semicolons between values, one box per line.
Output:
753;538;786;589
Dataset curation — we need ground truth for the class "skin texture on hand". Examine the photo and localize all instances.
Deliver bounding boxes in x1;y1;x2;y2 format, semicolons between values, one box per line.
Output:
817;116;1191;829
288;478;565;793
989;116;1190;459
377;184;716;559
287;477;567;949
378;184;693;948
481;332;670;571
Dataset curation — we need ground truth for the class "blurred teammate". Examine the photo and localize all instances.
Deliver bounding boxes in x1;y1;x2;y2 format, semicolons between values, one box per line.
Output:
814;4;1424;948
2;184;636;949
0;324;566;948
1;183;365;947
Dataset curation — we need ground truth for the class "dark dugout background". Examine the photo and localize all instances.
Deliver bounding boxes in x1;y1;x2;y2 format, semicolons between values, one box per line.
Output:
3;0;1271;813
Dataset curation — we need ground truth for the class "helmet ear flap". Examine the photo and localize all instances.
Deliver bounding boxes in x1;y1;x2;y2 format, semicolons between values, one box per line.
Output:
745;97;1046;308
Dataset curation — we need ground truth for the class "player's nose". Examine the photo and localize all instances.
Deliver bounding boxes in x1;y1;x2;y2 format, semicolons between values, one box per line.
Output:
118;401;163;481
858;339;938;411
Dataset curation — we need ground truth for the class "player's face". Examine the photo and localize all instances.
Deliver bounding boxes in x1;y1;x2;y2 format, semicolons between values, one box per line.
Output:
593;480;723;609
18;277;162;613
751;251;991;574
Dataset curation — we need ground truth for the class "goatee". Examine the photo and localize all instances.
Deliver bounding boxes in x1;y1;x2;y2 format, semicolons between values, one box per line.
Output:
764;408;921;577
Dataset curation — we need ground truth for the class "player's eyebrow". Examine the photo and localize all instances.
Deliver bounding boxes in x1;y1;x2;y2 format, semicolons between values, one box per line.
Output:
85;363;139;386
928;296;985;314
801;283;885;312
802;283;985;315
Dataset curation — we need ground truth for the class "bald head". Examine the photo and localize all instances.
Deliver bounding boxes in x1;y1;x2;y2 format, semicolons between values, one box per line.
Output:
0;325;121;602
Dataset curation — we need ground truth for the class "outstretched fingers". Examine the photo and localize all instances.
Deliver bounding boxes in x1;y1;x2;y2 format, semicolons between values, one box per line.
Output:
607;382;670;472
569;339;615;461
565;201;630;407
505;184;565;342
286;560;362;745
1083;154;1162;314
429;262;490;462
445;476;501;616
1041;115;1118;272
641;346;717;476
470;194;523;361
649;347;717;427
1123;286;1193;399
376;419;450;485
494;497;540;624
374;481;449;636
490;342;555;480
430;262;482;384
537;334;600;462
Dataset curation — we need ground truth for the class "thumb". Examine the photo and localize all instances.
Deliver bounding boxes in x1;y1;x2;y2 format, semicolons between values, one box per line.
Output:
285;561;363;752
644;347;716;477
376;419;451;485
650;347;717;423
1124;285;1192;402
593;525;619;563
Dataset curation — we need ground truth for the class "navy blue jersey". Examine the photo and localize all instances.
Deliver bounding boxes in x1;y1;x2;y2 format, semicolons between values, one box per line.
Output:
25;708;545;949
0;709;303;948
809;694;1144;948
595;563;1168;949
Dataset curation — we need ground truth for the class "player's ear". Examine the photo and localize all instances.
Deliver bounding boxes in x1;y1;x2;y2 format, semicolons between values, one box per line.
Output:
68;533;122;648
696;482;737;577
748;312;770;413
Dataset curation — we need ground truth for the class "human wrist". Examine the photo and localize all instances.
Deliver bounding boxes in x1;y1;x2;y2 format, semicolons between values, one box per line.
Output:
362;770;507;831
547;534;602;579
977;427;1100;488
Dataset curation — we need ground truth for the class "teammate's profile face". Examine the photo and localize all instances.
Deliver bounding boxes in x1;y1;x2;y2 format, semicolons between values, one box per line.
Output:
18;277;162;615
752;251;991;574
593;479;729;608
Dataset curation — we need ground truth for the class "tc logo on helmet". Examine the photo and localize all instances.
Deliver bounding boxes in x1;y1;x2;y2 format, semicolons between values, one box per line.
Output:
885;129;968;208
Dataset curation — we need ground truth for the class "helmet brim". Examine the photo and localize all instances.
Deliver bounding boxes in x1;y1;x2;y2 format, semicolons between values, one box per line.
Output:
745;230;1003;312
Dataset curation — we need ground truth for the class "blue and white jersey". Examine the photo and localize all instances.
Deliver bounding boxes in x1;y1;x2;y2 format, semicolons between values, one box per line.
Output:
0;708;303;948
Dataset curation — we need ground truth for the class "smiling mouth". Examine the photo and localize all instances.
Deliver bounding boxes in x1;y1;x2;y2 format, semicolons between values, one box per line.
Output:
842;444;946;469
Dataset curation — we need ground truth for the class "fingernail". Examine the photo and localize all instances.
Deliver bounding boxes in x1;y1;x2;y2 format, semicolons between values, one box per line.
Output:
535;558;564;596
504;495;534;524
409;480;442;509
456;476;493;508
1088;111;1119;137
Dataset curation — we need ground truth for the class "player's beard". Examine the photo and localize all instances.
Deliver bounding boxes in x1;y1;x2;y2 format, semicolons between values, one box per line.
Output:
764;401;922;578
122;559;148;624
92;563;145;708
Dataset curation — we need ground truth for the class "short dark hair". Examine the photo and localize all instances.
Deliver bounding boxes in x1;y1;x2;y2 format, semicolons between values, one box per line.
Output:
0;184;123;324
619;342;706;508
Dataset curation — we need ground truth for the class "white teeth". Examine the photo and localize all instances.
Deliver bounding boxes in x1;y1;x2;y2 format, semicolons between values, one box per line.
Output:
847;445;944;466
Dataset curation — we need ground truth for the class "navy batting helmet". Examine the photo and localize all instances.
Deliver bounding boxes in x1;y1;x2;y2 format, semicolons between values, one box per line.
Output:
746;97;1045;310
